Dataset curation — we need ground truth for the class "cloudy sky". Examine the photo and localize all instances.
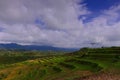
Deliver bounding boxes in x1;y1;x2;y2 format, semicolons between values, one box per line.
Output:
0;0;120;48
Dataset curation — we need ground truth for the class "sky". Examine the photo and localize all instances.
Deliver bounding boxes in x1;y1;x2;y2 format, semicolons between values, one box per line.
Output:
0;0;120;48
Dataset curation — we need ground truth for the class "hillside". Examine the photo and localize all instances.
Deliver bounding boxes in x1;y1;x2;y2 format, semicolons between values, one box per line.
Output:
0;47;120;80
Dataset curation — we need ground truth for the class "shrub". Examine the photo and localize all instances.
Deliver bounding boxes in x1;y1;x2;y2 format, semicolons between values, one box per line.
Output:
52;66;62;72
59;62;76;69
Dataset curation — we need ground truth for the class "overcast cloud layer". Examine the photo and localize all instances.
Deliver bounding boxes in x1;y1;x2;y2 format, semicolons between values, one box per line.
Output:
0;0;120;48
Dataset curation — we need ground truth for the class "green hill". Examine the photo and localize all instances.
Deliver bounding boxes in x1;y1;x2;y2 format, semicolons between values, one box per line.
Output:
0;47;120;80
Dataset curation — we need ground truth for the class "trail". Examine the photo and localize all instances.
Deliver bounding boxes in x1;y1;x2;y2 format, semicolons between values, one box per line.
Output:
75;72;120;80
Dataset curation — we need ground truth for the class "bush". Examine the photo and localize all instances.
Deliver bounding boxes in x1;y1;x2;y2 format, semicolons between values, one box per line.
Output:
59;62;76;69
52;66;62;72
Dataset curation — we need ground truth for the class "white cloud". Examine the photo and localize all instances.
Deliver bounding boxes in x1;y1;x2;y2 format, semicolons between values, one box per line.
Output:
84;5;120;47
0;0;120;48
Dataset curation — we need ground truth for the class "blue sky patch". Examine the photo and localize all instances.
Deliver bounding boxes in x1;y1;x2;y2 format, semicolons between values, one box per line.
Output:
79;0;120;23
82;0;120;12
0;27;4;32
35;19;45;26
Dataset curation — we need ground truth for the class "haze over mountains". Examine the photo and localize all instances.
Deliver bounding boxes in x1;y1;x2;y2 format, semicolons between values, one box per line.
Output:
0;43;77;51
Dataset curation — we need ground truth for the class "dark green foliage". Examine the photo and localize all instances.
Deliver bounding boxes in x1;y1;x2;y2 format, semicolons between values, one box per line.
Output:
0;56;41;64
59;62;76;69
52;66;62;72
64;58;103;72
0;49;67;65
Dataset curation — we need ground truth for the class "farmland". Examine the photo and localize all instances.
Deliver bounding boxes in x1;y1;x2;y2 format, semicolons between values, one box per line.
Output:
0;47;120;80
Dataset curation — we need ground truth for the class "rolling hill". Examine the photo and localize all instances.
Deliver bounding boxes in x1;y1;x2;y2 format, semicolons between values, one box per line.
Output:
0;47;119;80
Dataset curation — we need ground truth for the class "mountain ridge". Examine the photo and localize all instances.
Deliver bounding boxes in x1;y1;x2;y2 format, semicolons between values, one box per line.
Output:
0;43;78;51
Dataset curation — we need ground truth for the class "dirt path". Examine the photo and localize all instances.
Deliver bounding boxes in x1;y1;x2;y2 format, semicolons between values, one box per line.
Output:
75;72;120;80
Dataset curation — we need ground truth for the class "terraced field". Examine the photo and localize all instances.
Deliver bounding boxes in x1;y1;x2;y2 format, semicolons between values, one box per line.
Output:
0;47;120;80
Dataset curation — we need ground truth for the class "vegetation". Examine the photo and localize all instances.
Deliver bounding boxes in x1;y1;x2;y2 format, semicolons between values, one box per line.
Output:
0;47;120;80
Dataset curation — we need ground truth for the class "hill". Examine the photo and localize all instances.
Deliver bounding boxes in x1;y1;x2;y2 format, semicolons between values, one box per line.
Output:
0;47;119;80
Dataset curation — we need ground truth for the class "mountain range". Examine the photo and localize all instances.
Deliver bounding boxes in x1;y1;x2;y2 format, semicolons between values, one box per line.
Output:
0;43;77;51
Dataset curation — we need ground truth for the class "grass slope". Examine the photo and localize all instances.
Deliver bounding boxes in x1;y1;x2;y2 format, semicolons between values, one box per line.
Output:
0;47;120;80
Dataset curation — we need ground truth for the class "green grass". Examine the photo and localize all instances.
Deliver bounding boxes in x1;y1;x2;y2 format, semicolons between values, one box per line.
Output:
0;47;120;80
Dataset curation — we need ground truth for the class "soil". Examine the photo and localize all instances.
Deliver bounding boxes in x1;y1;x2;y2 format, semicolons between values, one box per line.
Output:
75;72;120;80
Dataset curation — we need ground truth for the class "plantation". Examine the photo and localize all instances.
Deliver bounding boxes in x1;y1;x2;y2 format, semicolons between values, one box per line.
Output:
0;47;120;80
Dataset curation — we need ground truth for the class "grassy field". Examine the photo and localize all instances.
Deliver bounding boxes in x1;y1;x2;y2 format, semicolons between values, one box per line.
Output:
0;47;120;80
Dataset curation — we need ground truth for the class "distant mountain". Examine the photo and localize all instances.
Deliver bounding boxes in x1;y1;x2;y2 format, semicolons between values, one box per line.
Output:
0;43;77;51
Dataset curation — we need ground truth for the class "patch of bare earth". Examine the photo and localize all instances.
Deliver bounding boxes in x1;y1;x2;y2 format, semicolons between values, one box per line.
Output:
75;72;120;80
50;71;92;80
